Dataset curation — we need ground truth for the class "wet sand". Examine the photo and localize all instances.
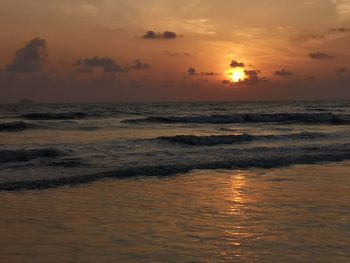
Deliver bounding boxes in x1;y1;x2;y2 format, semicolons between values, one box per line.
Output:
1;163;350;262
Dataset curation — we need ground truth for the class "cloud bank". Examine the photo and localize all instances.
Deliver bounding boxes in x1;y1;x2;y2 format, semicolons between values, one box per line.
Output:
75;57;127;73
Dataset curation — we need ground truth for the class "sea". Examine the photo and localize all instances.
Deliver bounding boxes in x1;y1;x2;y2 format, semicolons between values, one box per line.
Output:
0;101;350;262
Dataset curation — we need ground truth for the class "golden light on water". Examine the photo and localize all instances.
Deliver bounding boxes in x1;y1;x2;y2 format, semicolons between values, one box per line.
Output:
229;173;248;205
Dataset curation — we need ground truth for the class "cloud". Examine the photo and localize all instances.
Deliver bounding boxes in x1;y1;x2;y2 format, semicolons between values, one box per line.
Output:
75;57;150;73
6;38;47;73
201;72;220;76
187;67;197;76
75;57;127;73
163;31;177;39
331;27;350;32
230;60;245;68
297;26;350;44
331;0;350;16
129;59;150;70
187;67;220;77
275;69;294;77
164;50;191;57
142;31;158;39
309;52;333;60
243;69;265;84
297;34;326;43
142;31;177;40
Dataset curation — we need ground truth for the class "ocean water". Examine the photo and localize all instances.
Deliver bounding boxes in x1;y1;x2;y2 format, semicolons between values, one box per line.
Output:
0;101;350;262
1;101;350;189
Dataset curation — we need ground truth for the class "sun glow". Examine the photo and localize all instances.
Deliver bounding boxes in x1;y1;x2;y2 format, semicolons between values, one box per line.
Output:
229;68;246;83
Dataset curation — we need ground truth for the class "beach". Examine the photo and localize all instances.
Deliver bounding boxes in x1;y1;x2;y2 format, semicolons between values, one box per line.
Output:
2;1;350;261
1;162;350;262
1;101;350;262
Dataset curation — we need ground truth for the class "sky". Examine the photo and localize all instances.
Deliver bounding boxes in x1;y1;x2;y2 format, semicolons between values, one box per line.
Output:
0;0;350;102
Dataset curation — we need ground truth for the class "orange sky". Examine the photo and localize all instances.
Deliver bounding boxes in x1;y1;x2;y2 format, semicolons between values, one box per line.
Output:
0;0;350;102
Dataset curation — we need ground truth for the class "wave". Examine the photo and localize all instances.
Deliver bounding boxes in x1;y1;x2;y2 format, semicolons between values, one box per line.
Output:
2;143;350;191
20;112;88;120
156;132;326;146
45;158;87;168
157;134;253;145
305;108;346;112
0;121;38;132
124;113;350;125
0;148;66;164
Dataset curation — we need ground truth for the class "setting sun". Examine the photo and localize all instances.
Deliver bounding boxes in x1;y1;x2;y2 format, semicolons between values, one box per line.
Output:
228;68;246;83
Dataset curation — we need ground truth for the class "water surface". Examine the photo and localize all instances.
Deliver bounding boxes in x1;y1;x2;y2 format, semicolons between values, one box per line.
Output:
0;163;349;262
1;101;350;188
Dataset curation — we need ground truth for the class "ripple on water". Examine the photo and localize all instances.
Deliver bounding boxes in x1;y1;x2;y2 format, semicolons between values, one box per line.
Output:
0;163;350;262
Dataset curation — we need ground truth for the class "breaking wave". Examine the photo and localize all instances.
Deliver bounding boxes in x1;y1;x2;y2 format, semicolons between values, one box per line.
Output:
0;121;38;132
0;148;66;164
1;143;350;191
156;132;326;146
20;112;88;120
124;113;350;125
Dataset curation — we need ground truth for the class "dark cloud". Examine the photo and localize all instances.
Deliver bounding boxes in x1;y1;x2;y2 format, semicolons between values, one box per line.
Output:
143;31;158;39
164;50;191;57
143;31;177;40
142;31;161;39
187;67;197;76
75;57;127;73
201;72;220;76
75;57;151;73
6;38;47;73
129;59;150;70
244;69;262;83
230;60;245;68
274;69;293;77
163;31;177;39
331;27;350;33
309;52;333;60
187;67;219;77
297;27;350;44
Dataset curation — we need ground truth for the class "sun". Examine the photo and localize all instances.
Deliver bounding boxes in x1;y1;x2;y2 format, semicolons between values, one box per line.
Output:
230;68;246;83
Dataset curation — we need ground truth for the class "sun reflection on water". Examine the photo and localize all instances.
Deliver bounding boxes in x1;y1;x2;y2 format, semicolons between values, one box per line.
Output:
226;173;250;220
221;172;258;256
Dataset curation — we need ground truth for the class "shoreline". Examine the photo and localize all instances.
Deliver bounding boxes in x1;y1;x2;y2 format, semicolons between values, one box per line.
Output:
1;162;350;262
